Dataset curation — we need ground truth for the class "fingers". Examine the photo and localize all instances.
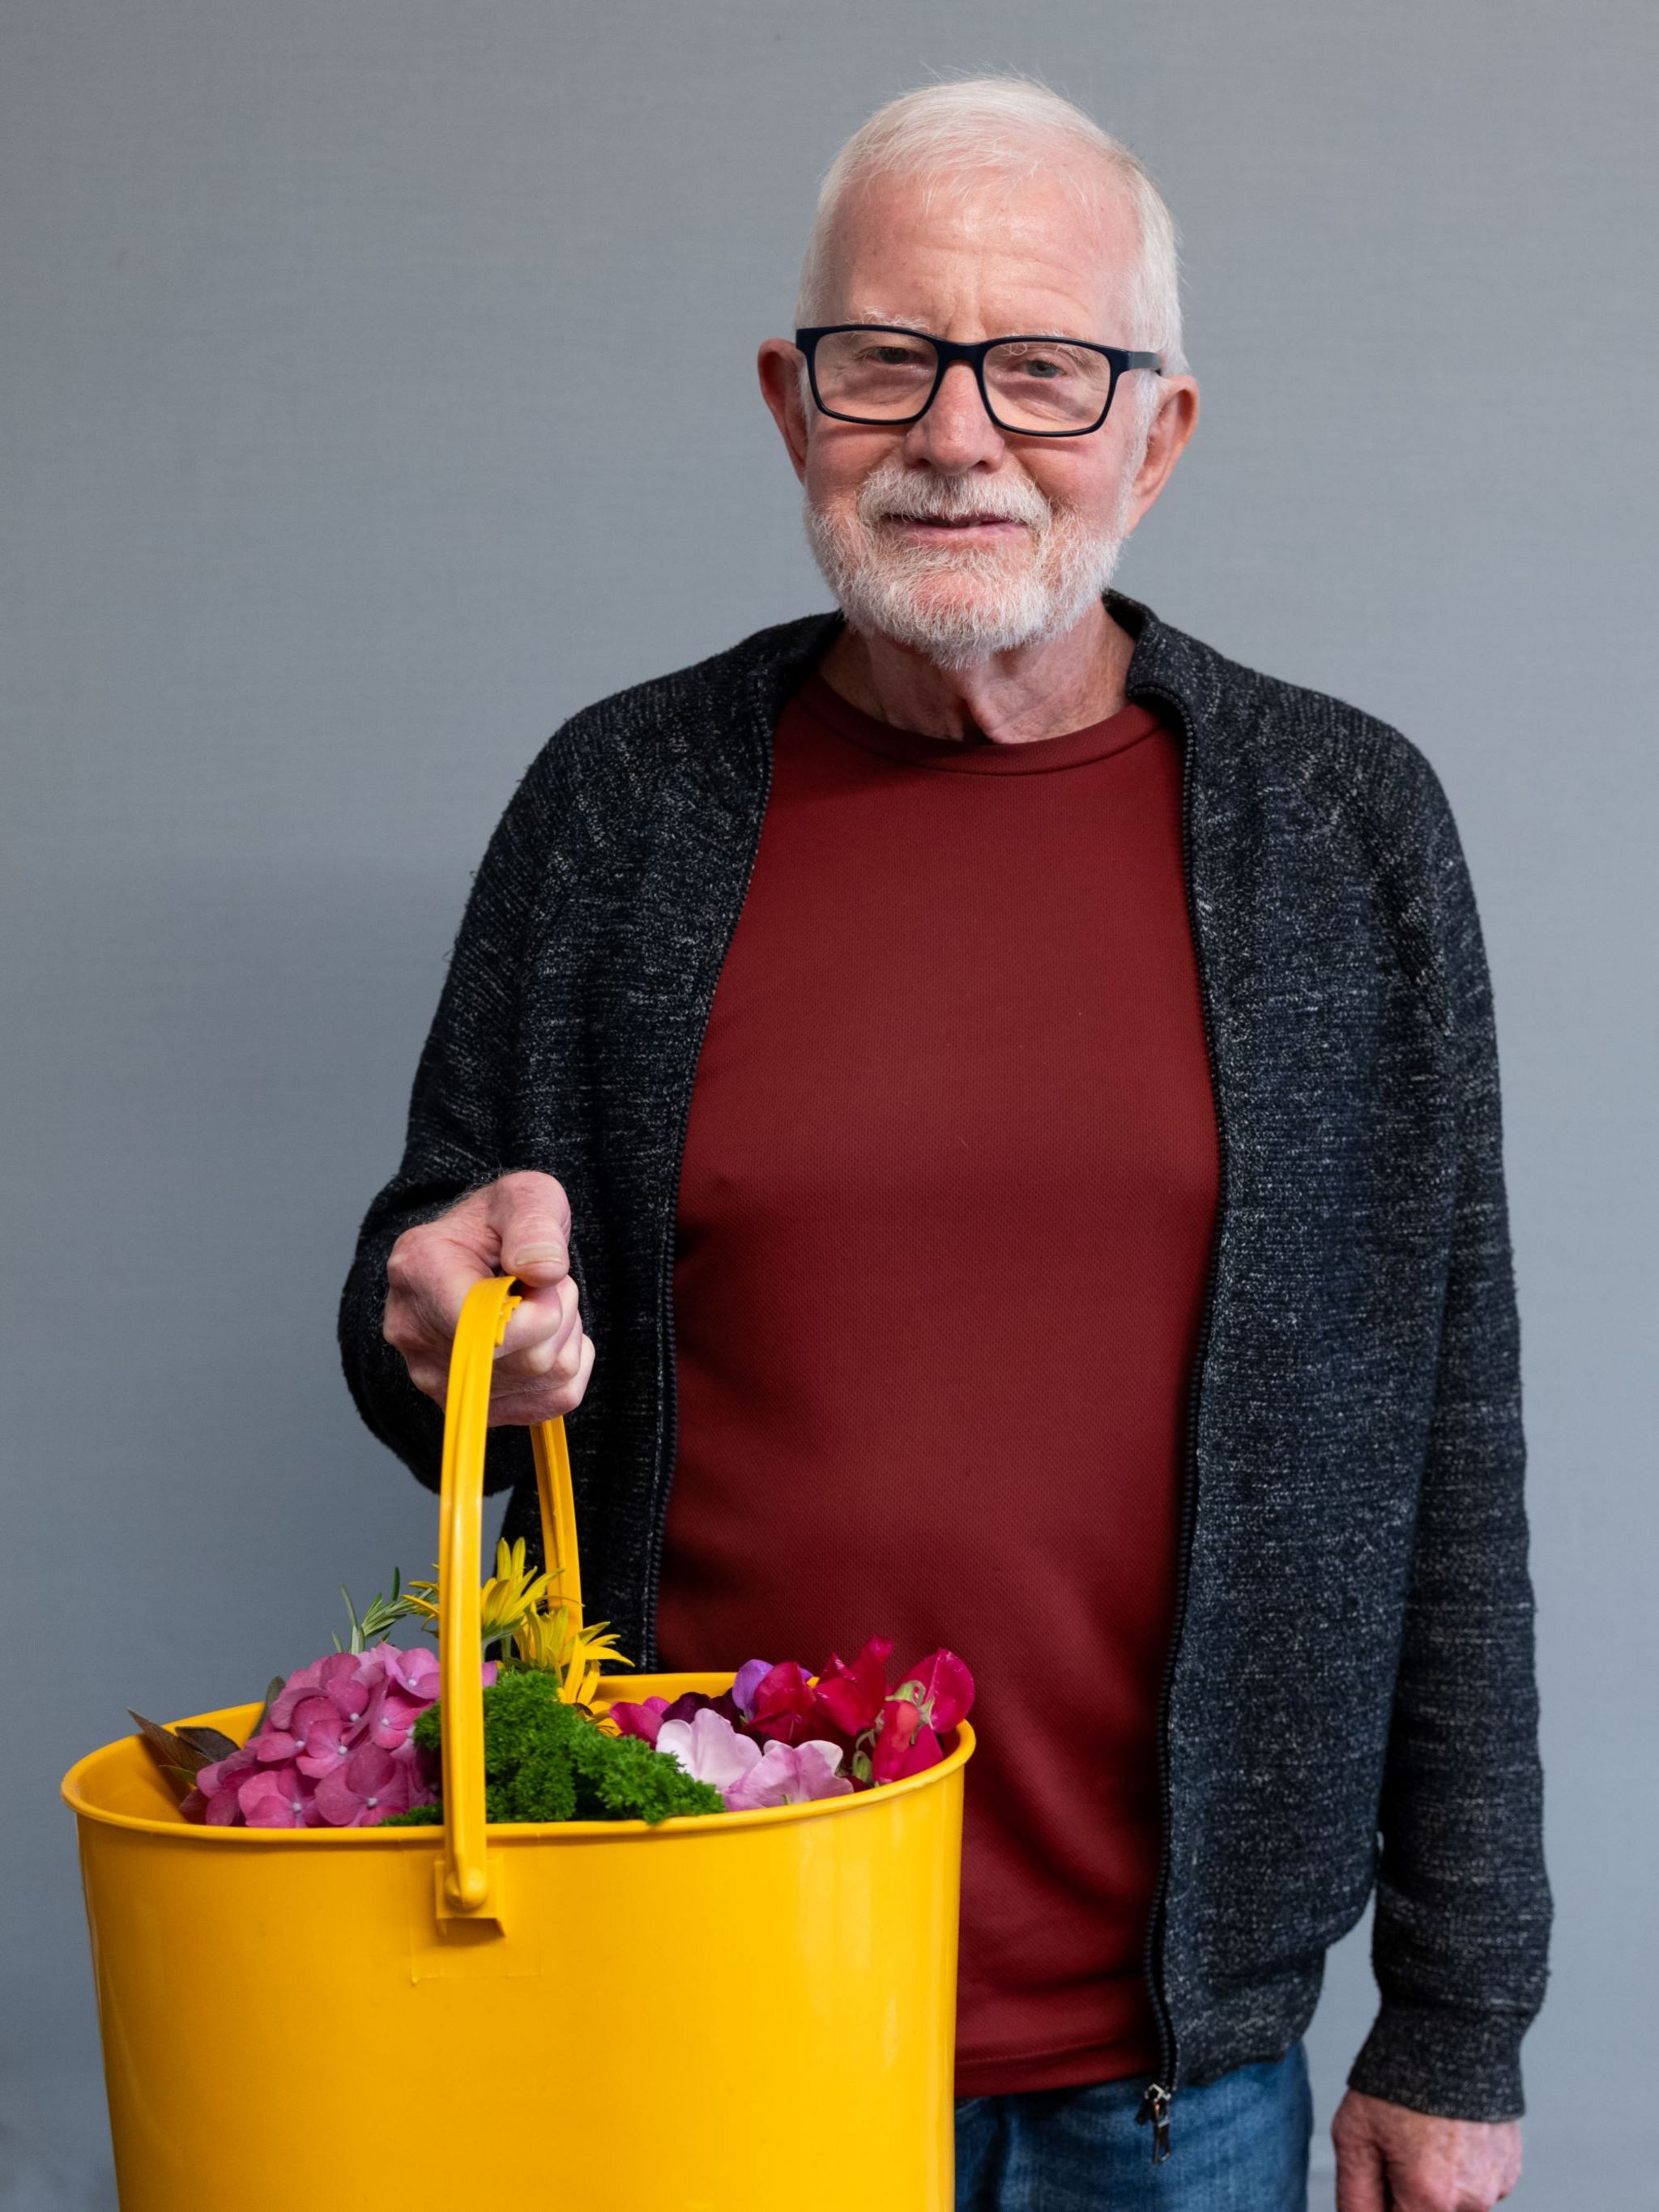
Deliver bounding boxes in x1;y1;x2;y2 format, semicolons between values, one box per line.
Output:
1333;2107;1390;2212
1334;2154;1389;2212
382;1170;595;1421
1333;2095;1523;2212
488;1331;596;1427
383;1223;488;1400
496;1275;584;1380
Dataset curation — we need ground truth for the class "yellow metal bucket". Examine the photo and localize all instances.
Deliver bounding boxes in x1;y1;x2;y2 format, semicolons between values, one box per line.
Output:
64;1276;973;2211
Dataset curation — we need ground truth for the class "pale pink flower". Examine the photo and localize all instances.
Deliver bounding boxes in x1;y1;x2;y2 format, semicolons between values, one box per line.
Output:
725;1738;853;1812
655;1708;763;1799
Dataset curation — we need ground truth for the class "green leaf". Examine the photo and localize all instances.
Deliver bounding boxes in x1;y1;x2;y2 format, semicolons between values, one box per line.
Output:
342;1569;420;1651
128;1711;213;1798
340;1583;365;1655
173;1724;241;1762
245;1676;285;1744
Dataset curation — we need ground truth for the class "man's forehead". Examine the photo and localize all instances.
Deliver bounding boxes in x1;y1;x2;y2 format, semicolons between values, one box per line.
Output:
817;163;1137;334
839;305;1102;343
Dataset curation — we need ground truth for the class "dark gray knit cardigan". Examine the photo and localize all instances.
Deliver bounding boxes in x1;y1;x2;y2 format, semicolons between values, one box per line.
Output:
339;591;1549;2126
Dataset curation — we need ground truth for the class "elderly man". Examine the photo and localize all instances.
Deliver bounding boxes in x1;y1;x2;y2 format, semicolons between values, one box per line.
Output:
340;79;1547;2212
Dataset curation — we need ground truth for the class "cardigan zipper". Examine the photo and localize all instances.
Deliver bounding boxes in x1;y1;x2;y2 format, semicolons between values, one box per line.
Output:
639;695;779;1672
1133;679;1227;2166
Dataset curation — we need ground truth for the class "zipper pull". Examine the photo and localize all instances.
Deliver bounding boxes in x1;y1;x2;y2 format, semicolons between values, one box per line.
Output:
1135;2081;1174;2164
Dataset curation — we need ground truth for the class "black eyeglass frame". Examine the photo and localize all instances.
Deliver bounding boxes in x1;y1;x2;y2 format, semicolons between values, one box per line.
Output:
794;325;1165;438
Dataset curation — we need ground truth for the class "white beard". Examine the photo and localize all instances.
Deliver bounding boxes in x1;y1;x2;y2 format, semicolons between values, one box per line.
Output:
803;454;1135;671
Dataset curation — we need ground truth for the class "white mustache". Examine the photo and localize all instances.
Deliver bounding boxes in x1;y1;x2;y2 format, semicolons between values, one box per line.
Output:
855;462;1050;532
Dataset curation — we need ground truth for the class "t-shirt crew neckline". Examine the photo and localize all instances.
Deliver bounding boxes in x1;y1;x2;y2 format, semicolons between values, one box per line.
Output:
794;670;1160;776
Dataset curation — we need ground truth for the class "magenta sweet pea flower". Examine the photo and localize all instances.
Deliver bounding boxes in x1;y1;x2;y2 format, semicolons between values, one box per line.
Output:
893;1649;975;1733
608;1694;672;1745
745;1660;821;1746
613;1687;740;1742
810;1637;896;1737
869;1697;944;1784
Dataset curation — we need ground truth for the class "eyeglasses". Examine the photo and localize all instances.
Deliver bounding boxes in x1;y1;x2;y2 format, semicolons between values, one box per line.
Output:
795;325;1163;438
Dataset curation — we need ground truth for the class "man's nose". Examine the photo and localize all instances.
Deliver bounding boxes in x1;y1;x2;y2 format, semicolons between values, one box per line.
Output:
902;360;1004;472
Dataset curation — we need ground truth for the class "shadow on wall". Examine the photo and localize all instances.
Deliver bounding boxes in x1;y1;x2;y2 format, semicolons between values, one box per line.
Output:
4;859;483;2212
0;2088;117;2212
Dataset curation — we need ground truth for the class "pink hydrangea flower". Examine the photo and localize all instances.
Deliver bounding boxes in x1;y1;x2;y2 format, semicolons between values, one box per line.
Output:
180;1643;461;1829
267;1658;330;1734
314;1743;418;1827
197;1740;266;1824
237;1765;312;1827
380;1644;440;1700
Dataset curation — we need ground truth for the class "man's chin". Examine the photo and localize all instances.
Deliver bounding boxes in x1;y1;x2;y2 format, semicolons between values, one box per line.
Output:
849;573;1058;658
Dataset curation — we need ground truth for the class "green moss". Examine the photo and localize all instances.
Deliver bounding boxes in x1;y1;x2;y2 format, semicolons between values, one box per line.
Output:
390;1670;723;1828
379;1801;441;1827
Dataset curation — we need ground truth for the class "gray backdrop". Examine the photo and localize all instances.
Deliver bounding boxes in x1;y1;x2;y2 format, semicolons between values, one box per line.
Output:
4;4;1654;2206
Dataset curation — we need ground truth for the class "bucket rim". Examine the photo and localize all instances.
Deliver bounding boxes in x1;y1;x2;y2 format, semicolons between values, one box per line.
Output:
62;1697;974;1843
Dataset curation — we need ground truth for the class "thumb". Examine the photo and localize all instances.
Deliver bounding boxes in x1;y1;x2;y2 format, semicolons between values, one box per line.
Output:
484;1171;573;1285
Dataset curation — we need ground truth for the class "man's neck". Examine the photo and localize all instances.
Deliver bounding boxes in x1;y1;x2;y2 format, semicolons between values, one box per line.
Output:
817;601;1135;745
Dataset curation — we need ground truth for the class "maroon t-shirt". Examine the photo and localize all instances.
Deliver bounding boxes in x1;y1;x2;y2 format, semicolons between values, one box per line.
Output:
655;670;1219;2095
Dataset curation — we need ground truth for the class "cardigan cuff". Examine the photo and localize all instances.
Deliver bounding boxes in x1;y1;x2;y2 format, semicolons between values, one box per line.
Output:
1348;2000;1529;2121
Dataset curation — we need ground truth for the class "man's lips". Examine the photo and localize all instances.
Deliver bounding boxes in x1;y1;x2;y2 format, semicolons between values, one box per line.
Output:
882;514;1027;535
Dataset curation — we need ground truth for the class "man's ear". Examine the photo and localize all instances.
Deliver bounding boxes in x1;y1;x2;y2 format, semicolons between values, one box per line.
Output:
1123;374;1199;534
758;339;811;483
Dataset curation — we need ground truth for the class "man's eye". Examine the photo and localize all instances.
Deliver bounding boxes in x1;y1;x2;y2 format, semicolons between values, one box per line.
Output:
861;346;928;368
1014;356;1068;381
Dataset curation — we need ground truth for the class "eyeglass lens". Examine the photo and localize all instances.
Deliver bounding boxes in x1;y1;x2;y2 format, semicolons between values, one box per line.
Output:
812;330;1117;433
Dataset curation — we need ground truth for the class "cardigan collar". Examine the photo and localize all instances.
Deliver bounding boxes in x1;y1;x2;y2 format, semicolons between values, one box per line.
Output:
721;590;1224;766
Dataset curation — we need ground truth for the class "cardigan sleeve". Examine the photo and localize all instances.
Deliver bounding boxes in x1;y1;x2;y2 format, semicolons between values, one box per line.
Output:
335;730;581;1497
1347;764;1551;2119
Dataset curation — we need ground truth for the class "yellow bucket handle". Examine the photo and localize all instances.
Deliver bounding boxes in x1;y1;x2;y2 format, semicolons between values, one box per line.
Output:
437;1274;582;1916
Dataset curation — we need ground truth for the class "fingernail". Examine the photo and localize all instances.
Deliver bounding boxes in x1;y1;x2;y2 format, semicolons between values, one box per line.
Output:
509;1243;565;1268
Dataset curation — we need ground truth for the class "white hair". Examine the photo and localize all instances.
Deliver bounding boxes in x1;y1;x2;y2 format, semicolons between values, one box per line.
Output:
795;76;1188;388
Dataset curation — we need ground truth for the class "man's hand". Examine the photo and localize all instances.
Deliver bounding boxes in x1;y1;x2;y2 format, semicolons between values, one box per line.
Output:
383;1170;595;1425
1333;2089;1521;2211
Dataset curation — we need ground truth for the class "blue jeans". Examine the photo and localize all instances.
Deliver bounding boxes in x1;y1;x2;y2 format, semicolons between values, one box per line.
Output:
954;2044;1311;2210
